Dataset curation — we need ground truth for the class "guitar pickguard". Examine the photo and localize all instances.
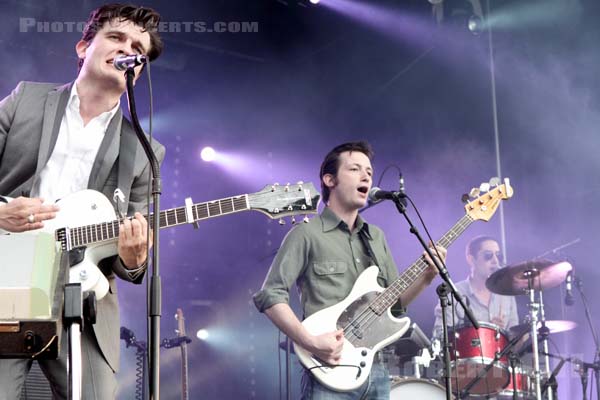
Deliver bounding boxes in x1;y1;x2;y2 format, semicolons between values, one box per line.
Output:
338;291;407;349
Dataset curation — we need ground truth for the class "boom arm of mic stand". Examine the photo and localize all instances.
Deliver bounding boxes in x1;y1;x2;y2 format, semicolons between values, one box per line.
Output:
392;197;479;330
125;68;162;400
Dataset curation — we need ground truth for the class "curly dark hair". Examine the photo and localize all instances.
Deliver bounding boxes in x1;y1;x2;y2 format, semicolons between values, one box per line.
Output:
78;3;163;70
319;141;374;203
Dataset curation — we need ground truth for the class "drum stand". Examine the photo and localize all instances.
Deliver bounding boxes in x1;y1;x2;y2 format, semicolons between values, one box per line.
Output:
508;353;518;400
523;269;543;400
538;290;554;400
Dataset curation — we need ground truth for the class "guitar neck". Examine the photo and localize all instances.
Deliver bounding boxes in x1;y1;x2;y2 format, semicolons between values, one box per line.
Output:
65;194;250;248
371;214;475;313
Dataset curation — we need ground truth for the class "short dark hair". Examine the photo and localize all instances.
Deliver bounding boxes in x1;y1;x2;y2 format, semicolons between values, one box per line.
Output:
466;235;498;259
78;3;163;70
319;141;374;203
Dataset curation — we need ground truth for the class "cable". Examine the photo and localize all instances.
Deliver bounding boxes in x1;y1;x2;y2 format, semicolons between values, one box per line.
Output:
135;347;145;400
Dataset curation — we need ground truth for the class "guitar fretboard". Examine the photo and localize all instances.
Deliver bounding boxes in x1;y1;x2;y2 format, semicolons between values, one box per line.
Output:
370;214;475;314
66;195;249;248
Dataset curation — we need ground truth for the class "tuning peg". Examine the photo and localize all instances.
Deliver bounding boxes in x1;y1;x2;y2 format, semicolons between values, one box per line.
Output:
287;206;293;211
301;204;306;210
461;193;470;204
303;216;310;223
479;182;491;193
271;183;280;192
291;216;296;225
296;181;304;191
489;177;501;187
278;219;285;225
469;188;480;198
284;183;291;192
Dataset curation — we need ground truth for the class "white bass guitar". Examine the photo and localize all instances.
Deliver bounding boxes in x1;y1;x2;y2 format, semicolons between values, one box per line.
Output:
294;179;513;392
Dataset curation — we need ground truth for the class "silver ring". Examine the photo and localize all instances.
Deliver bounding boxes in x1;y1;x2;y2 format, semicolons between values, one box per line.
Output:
27;214;35;224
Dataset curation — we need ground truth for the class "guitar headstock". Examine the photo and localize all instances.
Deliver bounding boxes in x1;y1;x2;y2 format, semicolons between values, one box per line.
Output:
248;182;320;222
175;308;186;338
464;178;514;221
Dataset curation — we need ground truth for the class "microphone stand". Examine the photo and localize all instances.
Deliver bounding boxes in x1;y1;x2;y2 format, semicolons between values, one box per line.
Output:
436;283;453;400
542;352;600;400
575;276;600;400
391;195;479;400
125;68;162;400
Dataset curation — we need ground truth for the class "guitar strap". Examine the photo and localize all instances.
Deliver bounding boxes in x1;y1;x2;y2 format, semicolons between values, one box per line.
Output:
359;226;406;314
358;227;380;268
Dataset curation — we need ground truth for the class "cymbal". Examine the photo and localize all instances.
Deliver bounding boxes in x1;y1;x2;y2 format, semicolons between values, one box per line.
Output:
485;259;572;295
510;320;578;336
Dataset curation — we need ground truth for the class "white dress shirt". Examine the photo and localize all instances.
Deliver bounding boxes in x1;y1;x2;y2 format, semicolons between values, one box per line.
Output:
32;83;119;202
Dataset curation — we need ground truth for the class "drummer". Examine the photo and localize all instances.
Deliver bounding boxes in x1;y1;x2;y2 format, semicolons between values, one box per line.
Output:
433;236;518;337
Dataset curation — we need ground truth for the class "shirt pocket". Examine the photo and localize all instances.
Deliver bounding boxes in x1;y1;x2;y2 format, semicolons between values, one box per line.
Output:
313;261;348;276
312;261;349;301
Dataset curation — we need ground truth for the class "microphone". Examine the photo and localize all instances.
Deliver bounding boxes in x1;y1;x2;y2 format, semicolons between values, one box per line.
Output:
565;271;574;306
398;172;408;207
368;187;406;202
113;54;148;71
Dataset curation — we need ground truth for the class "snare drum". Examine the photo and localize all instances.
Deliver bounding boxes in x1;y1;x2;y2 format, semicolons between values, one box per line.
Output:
448;322;510;396
390;376;449;399
498;366;534;399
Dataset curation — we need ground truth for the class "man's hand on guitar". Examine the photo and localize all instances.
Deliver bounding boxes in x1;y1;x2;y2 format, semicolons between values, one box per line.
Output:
306;328;345;365
422;244;447;282
118;212;152;269
0;197;59;232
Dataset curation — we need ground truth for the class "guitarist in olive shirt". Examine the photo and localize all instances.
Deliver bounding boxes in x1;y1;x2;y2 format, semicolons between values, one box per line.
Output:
254;141;446;399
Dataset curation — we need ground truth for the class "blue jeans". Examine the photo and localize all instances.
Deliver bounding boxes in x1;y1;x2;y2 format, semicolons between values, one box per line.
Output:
301;357;390;400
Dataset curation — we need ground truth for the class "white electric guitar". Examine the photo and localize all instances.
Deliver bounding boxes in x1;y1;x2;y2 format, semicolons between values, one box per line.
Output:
36;182;319;299
294;179;513;392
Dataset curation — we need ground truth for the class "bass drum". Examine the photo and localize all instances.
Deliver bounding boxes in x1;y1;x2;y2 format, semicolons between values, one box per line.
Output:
390;377;450;399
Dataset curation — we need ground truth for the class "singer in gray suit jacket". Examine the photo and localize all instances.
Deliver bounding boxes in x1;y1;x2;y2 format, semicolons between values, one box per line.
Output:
0;4;165;399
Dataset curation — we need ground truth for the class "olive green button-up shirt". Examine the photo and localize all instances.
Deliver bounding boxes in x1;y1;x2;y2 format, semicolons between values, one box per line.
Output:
253;207;399;318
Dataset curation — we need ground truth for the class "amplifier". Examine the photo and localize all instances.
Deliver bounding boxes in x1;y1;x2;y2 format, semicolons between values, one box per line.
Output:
0;233;67;359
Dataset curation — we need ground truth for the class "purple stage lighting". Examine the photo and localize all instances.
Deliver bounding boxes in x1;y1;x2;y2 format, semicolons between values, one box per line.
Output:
201;146;217;162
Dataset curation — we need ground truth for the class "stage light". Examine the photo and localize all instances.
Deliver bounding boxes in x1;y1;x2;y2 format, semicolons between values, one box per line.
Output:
467;14;484;35
196;329;210;340
200;146;216;162
309;0;320;4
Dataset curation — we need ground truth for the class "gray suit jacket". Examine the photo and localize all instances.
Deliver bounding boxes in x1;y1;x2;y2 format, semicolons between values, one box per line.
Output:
0;81;166;371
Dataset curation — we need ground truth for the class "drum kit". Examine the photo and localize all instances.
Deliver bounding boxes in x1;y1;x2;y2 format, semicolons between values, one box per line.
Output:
389;258;579;399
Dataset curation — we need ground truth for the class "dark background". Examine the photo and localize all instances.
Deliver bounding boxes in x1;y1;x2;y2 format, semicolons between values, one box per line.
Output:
2;0;599;398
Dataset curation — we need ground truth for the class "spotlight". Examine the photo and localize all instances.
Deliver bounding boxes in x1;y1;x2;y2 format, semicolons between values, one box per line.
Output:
309;0;320;3
196;329;210;340
467;14;484;35
200;146;216;162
